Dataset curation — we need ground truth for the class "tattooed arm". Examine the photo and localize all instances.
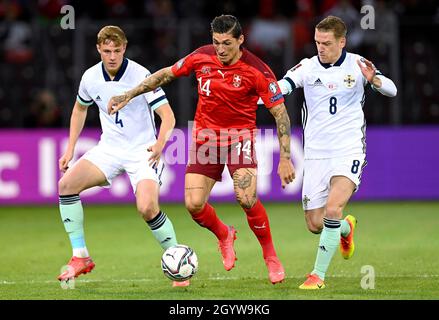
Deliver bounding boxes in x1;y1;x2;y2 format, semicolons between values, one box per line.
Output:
269;103;296;188
269;103;291;159
107;66;176;115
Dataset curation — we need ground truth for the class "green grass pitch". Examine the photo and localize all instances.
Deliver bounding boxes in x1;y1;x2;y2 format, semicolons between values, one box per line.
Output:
1;202;438;300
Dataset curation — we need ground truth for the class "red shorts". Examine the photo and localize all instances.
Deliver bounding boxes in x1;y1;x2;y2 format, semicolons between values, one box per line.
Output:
186;139;257;181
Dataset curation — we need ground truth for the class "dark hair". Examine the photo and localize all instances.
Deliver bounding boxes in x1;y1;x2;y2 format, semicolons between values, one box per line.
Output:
316;16;347;39
210;15;242;39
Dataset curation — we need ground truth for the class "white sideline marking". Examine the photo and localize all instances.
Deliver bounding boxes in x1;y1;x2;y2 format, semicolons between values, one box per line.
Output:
1;274;439;285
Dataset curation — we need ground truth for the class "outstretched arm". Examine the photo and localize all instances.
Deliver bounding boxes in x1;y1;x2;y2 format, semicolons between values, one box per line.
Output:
107;66;176;115
357;59;397;97
269;103;296;188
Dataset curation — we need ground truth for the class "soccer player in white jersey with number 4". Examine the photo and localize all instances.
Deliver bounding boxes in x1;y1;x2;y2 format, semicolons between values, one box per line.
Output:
278;16;397;289
57;26;188;287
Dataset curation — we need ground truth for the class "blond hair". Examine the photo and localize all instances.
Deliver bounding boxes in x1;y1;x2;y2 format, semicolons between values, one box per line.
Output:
316;16;347;39
97;25;128;46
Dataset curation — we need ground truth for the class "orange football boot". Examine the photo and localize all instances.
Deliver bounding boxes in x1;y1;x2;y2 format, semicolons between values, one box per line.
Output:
57;256;95;281
299;273;325;290
218;226;237;271
340;215;357;259
264;256;285;284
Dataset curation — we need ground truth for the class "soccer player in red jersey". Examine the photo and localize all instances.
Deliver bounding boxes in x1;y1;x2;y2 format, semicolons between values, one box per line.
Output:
108;15;295;284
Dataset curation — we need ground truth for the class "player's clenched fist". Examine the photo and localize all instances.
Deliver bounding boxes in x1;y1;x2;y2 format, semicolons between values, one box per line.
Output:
59;149;73;173
278;158;295;189
147;142;164;168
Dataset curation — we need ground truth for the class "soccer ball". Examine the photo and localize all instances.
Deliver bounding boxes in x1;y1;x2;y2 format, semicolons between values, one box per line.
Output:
161;244;198;282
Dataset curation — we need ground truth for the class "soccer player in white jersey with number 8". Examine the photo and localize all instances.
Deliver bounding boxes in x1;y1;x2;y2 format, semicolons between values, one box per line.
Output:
57;26;188;287
278;16;397;289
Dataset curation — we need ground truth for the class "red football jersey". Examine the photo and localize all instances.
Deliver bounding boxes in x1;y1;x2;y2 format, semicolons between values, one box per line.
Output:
171;45;284;146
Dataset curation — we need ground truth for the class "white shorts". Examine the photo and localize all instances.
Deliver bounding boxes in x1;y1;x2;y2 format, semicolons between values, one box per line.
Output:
81;143;164;193
301;154;367;210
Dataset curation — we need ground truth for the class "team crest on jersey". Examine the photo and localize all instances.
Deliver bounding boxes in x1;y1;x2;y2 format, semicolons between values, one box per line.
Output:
201;66;211;74
269;82;278;94
344;74;356;88
233;74;242;87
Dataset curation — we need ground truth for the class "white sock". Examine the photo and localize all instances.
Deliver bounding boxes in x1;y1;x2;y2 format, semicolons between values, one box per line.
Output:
73;247;89;258
340;219;351;237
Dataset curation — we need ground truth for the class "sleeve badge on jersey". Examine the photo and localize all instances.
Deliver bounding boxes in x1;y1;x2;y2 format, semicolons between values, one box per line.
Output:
290;63;302;72
233;74;242;87
269;82;279;94
270;93;283;103
176;57;186;70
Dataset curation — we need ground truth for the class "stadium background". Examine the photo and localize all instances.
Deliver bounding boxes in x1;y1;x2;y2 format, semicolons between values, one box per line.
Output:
1;0;439;301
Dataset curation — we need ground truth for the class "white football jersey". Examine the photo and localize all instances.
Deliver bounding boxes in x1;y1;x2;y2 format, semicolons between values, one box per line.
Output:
281;50;371;159
76;58;169;149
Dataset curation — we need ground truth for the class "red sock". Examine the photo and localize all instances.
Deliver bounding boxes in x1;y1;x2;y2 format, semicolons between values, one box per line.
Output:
191;203;229;240
243;199;277;258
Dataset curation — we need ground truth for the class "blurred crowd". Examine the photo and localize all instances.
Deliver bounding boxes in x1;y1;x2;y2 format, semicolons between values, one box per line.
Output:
1;0;438;128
